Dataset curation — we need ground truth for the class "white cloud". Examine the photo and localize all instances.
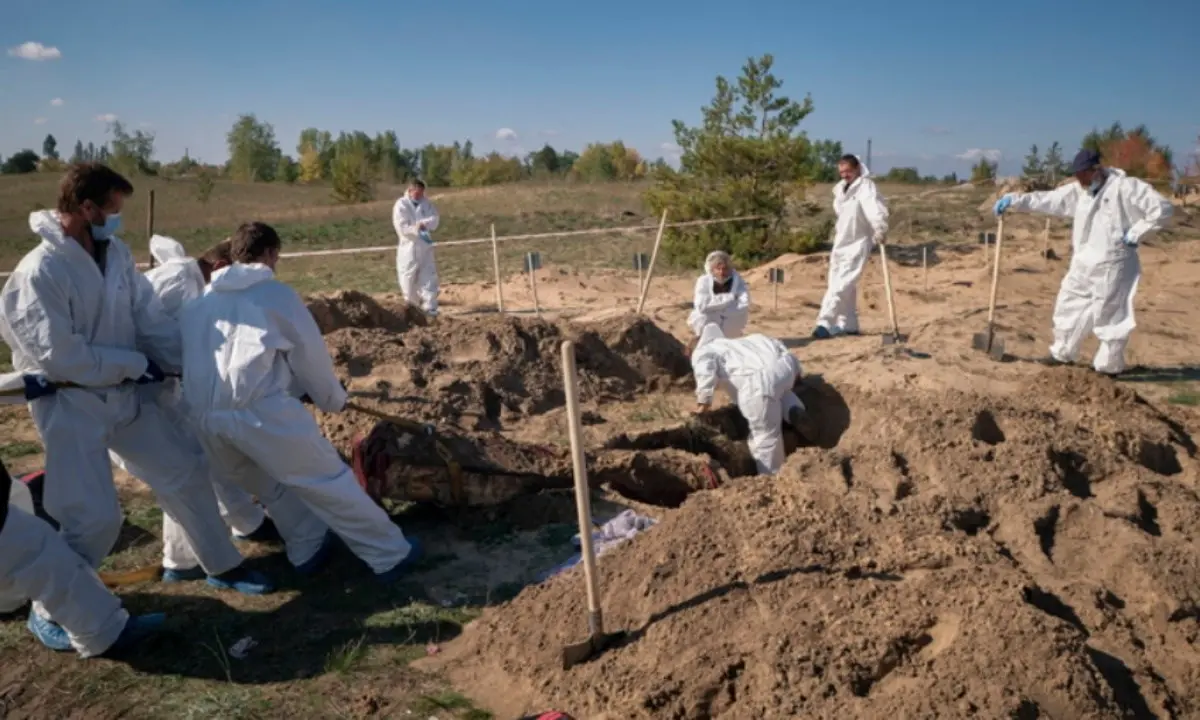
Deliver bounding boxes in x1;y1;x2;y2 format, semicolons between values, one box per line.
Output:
50;98;63;107
956;148;1003;162
95;113;118;123
495;127;518;141
33;117;46;125
7;42;62;61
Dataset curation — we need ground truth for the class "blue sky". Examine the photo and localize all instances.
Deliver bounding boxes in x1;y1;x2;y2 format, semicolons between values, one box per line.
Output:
3;0;1198;178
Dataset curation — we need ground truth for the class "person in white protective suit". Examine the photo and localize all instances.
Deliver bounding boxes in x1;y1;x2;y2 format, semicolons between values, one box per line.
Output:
393;178;441;316
113;235;337;581
994;149;1173;376
690;323;815;475
0;458;165;657
181;221;423;582
687;250;751;338
813;154;889;339
0;166;275;647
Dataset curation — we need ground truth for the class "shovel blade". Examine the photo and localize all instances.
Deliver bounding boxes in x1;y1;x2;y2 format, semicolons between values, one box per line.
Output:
988;337;1006;361
882;333;908;346
561;631;627;670
971;330;1005;360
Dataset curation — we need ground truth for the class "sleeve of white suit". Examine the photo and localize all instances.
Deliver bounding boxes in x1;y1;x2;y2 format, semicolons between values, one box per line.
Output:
1123;178;1174;245
692;276;714;312
0;269;147;386
1010;184;1080;219
422;201;440;232
733;276;751;312
859;181;890;239
277;288;348;413
131;271;183;372
392;201;420;240
693;348;719;405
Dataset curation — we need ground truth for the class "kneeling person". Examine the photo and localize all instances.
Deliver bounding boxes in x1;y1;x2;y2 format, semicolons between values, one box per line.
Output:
181;222;422;582
690;324;813;475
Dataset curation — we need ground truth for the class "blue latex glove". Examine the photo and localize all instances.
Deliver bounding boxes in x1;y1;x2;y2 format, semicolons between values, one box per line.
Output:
1122;232;1138;248
22;374;57;401
419;230;434;245
136;358;166;385
993;194;1013;216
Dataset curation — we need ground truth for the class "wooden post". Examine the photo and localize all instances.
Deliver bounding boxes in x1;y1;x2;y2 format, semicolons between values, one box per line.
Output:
772;278;779;311
922;245;929;289
526;252;542;319
635;210;669;315
1043;218;1050;261
490;224;504;313
145;189;156;268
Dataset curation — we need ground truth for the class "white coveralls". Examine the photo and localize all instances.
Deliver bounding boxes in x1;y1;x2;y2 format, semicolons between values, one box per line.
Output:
687;261;751;338
393;194;441;315
113;236;327;571
0;491;129;657
180;262;414;574
816;159;889;335
691;325;804;475
0;212;247;620
1007;168;1173;374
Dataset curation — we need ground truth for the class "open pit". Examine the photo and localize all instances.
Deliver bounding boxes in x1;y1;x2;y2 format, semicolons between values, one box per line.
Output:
299;292;1200;719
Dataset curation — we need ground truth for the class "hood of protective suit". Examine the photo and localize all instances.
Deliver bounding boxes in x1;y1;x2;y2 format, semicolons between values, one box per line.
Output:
209;262;276;293
28;210;74;251
149;235;190;265
836;156;872;194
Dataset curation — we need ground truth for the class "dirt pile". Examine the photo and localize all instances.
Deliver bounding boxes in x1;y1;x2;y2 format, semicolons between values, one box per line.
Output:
434;367;1200;719
305;289;426;335
317;313;693;452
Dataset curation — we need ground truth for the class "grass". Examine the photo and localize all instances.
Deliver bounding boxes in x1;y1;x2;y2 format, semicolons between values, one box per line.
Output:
1168;388;1200;406
0;439;41;459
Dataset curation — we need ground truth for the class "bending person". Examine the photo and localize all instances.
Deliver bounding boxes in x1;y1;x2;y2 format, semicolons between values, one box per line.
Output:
181;222;422;582
114;235;332;580
690;324;815;475
687;250;751;338
994;149;1172;376
393;179;441;316
0;163;274;621
814;154;889;339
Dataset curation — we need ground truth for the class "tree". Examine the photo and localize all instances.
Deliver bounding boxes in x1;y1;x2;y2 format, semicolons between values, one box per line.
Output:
1021;144;1042;180
226;114;281;182
196;169;216;204
107;121;156;175
330;144;374;203
644;53;816;265
1043;142;1069;183
42;134;59;160
527;144;561;176
297;128;334;180
276;155;298;184
882;167;921;184
1081;123;1173;185
1;150;40;174
571;142;617;181
71;140;84;163
808;139;844;182
970;157;998;183
941;172;959;184
375;131;406;182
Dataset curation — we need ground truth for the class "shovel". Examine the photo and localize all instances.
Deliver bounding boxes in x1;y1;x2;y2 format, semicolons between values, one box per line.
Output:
971;215;1006;361
560;340;626;670
878;242;907;345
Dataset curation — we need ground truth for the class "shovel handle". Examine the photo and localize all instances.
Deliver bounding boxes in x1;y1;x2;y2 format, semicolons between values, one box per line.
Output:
878;243;900;336
986;215;1004;327
562;341;603;631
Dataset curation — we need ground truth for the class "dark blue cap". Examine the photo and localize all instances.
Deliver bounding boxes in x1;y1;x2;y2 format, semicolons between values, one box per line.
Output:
1070;149;1101;174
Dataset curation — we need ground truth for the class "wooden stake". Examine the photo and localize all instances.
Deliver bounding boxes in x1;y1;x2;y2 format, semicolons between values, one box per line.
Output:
923;246;928;292
772;279;778;312
635;209;669;315
529;263;542;319
1043;218;1050;261
145;189;156;268
490;224;504;313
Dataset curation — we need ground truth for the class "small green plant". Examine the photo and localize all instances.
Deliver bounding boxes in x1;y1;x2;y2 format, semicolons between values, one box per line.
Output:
0;440;41;459
196;171;215;205
323;634;368;674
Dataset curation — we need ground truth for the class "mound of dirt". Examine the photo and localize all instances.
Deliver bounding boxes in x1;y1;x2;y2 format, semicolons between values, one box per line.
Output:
432;367;1200;719
318;313;693;451
305;290;426;335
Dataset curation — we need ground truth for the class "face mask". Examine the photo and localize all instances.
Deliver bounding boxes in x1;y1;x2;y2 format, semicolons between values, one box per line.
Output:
91;212;122;240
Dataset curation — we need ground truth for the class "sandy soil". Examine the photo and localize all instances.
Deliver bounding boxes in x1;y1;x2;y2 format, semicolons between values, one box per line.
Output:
3;202;1200;719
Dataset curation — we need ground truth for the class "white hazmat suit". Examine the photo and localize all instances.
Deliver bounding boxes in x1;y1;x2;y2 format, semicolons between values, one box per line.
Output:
687;251;751;338
816;158;889;336
180;262;415;575
0;211;251;620
1003;168;1172;374
691;324;805;475
114;235;327;573
393;193;441;315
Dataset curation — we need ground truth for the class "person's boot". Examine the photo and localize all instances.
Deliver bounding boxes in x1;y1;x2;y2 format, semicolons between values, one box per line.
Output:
207;566;275;595
99;613;166;658
295;532;337;576
375;537;424;584
27;609;71;651
811;326;832;340
233;517;281;544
